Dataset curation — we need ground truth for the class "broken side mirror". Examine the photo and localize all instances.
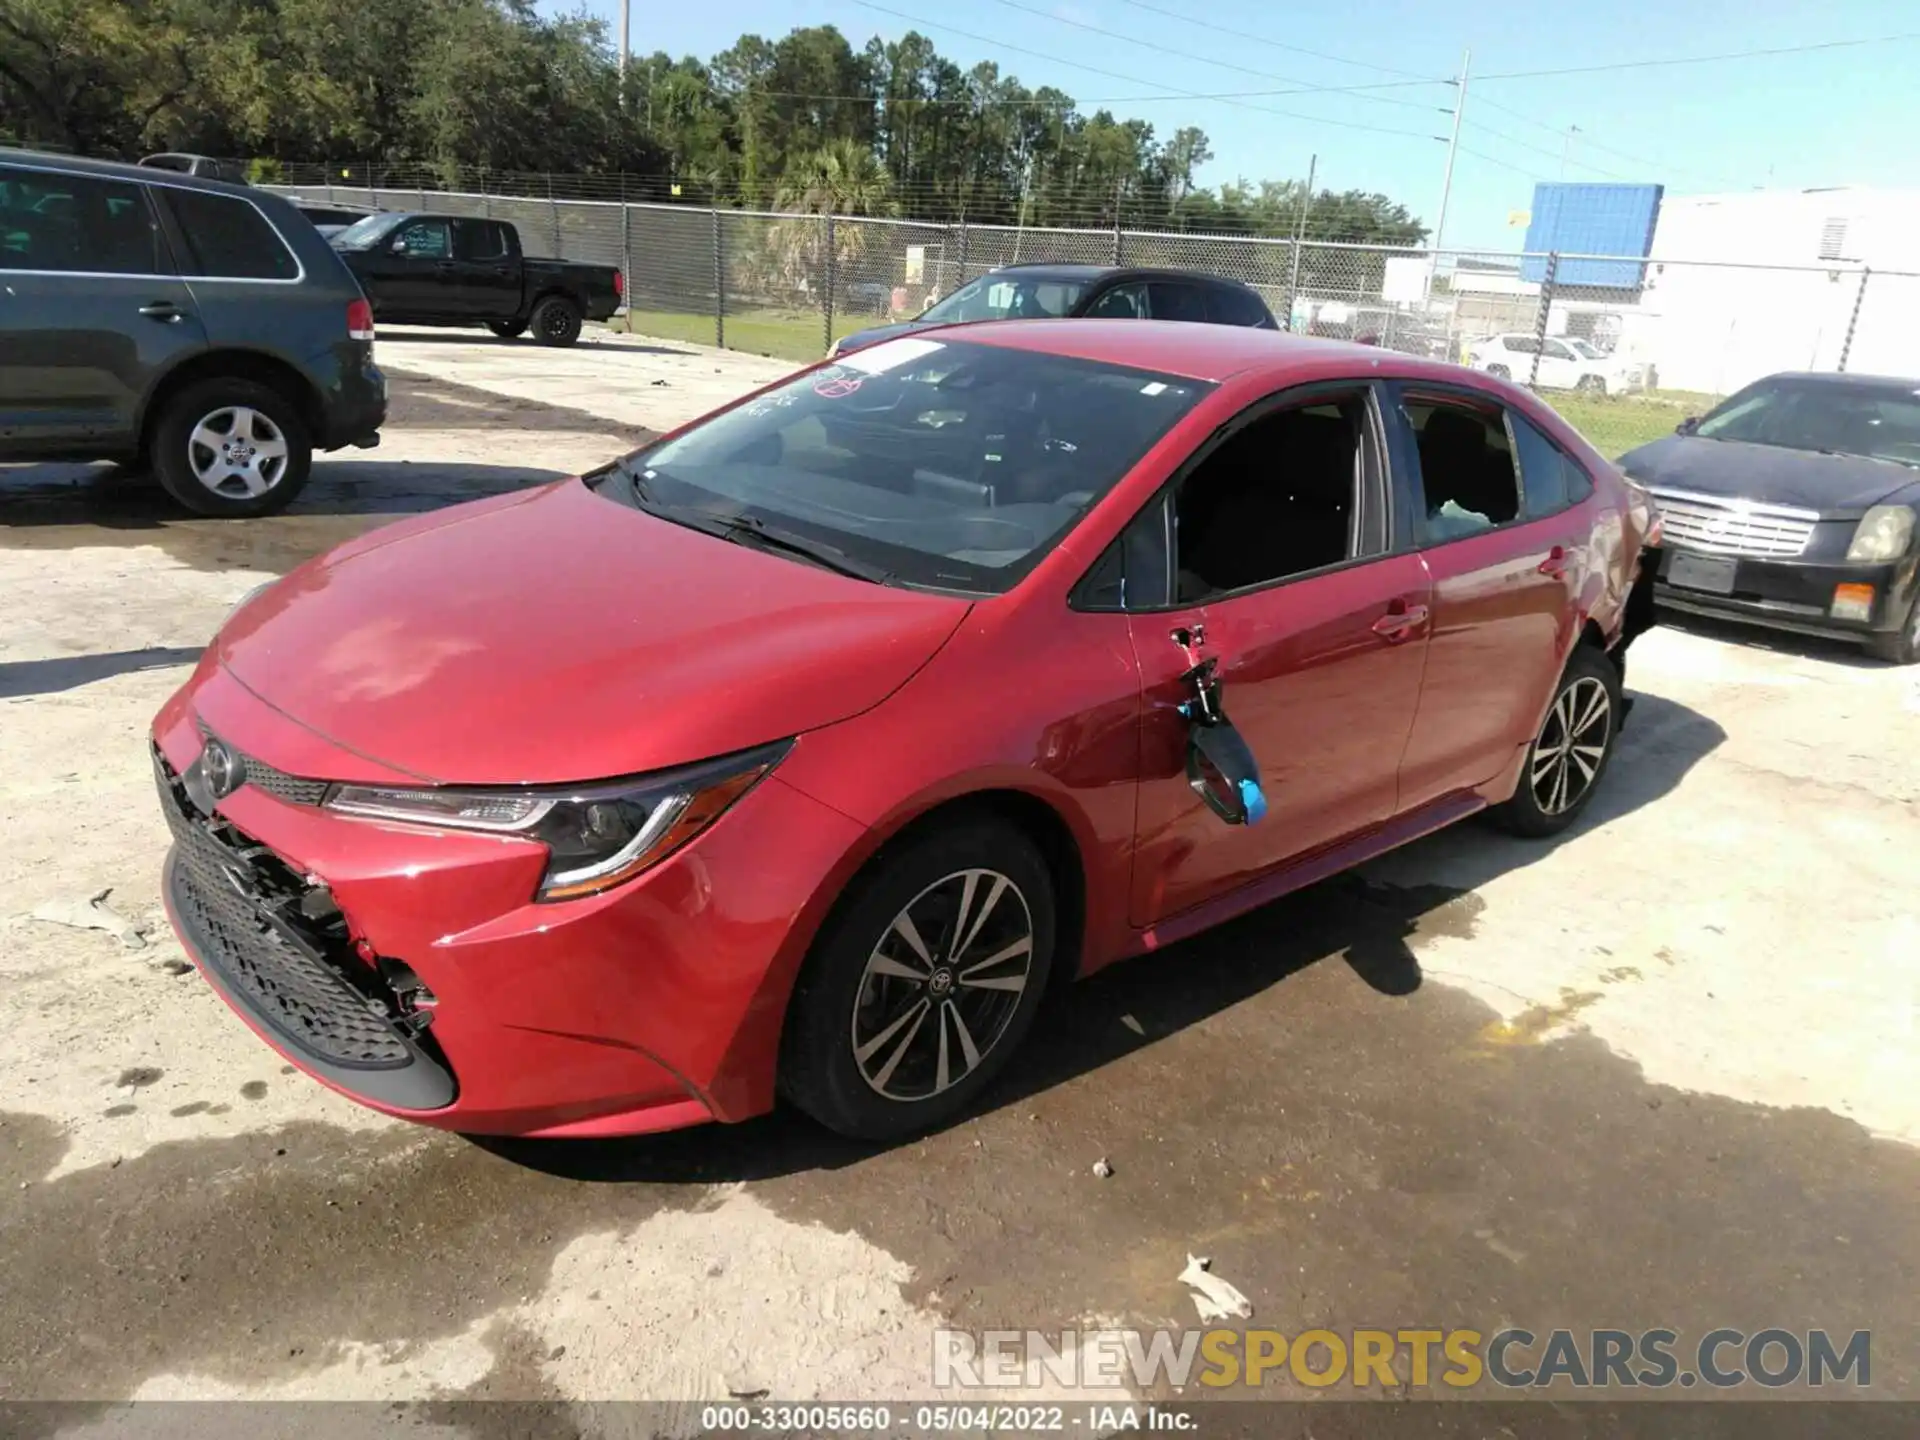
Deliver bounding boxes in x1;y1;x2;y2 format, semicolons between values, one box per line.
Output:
1178;656;1267;826
1675;415;1699;436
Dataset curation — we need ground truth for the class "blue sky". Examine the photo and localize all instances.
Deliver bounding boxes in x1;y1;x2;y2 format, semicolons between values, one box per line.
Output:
565;0;1920;250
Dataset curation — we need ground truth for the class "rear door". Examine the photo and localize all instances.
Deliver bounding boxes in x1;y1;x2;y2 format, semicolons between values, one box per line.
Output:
449;219;521;319
1387;383;1591;812
0;164;206;455
1116;381;1433;927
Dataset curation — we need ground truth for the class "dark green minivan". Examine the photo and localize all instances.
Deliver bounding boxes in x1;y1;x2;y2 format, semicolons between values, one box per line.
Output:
0;148;386;516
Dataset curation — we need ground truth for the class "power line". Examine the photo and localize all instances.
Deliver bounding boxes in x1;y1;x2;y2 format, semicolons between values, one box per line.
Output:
984;0;1447;114
1110;0;1437;79
1471;30;1920;82
1470;92;1748;188
851;0;1444;140
1460;117;1637;181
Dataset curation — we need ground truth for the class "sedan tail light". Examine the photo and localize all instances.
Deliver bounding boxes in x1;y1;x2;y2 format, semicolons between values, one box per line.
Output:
347;298;375;342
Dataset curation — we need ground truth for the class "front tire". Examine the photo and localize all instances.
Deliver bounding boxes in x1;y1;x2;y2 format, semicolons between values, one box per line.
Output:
1492;645;1622;837
1866;593;1920;665
1486;363;1511;380
1576;374;1608;396
487;320;528;339
150;379;312;518
781;818;1055;1140
530;295;583;347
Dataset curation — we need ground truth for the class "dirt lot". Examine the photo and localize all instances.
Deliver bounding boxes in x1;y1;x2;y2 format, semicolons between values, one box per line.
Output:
3;329;1917;1419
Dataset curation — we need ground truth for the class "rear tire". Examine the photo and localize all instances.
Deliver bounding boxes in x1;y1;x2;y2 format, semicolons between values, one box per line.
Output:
150;378;312;518
1486;363;1511;380
530;295;583;347
1491;645;1622;837
487;320;528;339
1866;594;1920;665
1576;374;1608;396
780;818;1055;1140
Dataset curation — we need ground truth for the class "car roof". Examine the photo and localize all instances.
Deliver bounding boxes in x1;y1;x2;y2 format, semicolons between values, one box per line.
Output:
934;318;1458;384
0;146;254;196
987;262;1262;293
1753;370;1920;391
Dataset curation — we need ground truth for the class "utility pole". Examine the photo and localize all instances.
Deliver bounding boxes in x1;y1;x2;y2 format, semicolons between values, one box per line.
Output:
1560;124;1581;180
1432;48;1470;255
1285;152;1316;332
618;0;630;104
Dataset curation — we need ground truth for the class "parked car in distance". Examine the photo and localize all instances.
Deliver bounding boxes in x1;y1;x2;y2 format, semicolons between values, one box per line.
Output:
293;200;377;238
829;263;1277;357
327;211;622;346
1620;370;1920;663
139;153;250;185
153;322;1656;1144
1468;333;1648;394
1;148;385;517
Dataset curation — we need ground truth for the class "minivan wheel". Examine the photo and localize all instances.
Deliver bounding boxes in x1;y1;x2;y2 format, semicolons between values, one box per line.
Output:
530;296;583;347
487;320;528;339
151;379;312;518
781;819;1055;1140
1492;645;1622;837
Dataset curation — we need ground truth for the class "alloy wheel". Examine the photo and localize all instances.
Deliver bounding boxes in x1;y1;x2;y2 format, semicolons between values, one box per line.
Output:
851;868;1034;1102
187;406;290;498
1530;675;1612;816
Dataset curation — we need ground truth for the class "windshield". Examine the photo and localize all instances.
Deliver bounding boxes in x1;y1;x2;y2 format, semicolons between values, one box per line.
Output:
598;336;1209;593
919;274;1089;325
329;213;402;249
1694;379;1920;467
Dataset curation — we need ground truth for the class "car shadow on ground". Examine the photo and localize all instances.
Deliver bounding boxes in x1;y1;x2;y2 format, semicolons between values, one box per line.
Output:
479;689;1726;1186
0;646;205;700
0;458;576;569
385;328;693;359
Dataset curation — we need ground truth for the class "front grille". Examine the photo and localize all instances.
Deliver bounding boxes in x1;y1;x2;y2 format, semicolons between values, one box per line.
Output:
156;752;414;1069
1650;489;1818;559
196;720;329;806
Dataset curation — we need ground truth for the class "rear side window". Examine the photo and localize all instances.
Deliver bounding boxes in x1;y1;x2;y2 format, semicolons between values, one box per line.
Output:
163;189;298;279
1509;413;1596;516
453;219;510;261
1207;285;1271;327
1404;398;1522;541
0;166;165;275
1147;282;1208;323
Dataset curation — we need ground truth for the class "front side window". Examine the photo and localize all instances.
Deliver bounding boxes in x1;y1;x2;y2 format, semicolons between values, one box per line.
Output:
0;166;164;275
1404;398;1522;541
1694;379;1920;468
919;274;1088;324
392;219;451;258
162;188;298;279
1082;282;1149;319
1172;395;1372;602
601;337;1209;593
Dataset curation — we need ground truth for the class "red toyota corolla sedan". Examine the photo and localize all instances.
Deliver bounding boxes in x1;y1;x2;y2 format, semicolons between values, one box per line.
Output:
153;322;1657;1141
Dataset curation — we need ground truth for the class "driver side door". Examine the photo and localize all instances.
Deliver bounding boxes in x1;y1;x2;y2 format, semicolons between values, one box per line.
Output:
359;217;452;317
1113;382;1434;929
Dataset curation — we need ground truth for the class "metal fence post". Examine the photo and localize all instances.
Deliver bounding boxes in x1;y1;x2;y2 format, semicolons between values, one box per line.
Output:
324;167;335;204
823;212;837;356
1838;265;1871;372
955;219;969;290
1528;251;1559;389
619;175;632;331
1112;215;1123;266
713;207;726;350
547;173;561;258
480;168;491;219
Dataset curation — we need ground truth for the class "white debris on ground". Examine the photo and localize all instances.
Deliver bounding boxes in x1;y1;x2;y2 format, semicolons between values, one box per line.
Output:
1178;1254;1253;1321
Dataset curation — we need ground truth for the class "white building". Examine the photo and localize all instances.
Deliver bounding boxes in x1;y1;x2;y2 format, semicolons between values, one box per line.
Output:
1619;187;1920;395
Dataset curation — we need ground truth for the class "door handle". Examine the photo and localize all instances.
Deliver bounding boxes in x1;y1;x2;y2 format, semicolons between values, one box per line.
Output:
1372;601;1430;641
492;265;511;276
434;261;456;274
1538;545;1571;578
138;301;182;322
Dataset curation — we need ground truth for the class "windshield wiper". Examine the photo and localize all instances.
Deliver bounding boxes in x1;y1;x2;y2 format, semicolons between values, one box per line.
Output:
626;469;892;584
1810;447;1919;470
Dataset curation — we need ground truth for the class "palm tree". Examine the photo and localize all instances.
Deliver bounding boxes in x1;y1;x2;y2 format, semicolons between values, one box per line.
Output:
763;139;899;302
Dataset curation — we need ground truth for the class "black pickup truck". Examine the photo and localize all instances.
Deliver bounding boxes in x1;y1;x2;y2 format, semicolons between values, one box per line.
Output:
327;212;622;346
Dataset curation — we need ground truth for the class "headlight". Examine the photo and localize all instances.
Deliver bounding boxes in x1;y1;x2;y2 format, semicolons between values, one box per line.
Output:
325;742;789;901
1847;505;1916;562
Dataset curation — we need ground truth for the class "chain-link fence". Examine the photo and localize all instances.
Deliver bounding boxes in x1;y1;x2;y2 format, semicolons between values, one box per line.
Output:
270;176;1920;460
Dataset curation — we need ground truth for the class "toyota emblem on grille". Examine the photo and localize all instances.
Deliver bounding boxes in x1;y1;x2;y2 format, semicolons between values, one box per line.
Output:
202;737;246;800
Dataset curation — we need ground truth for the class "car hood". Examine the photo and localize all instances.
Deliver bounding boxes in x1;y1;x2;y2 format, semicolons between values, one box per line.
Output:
215;480;972;785
836;320;934;354
1617;435;1918;519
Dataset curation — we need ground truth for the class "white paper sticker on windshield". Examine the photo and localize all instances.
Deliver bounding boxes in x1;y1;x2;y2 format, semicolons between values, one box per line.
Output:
837;337;946;374
1140;381;1168;396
